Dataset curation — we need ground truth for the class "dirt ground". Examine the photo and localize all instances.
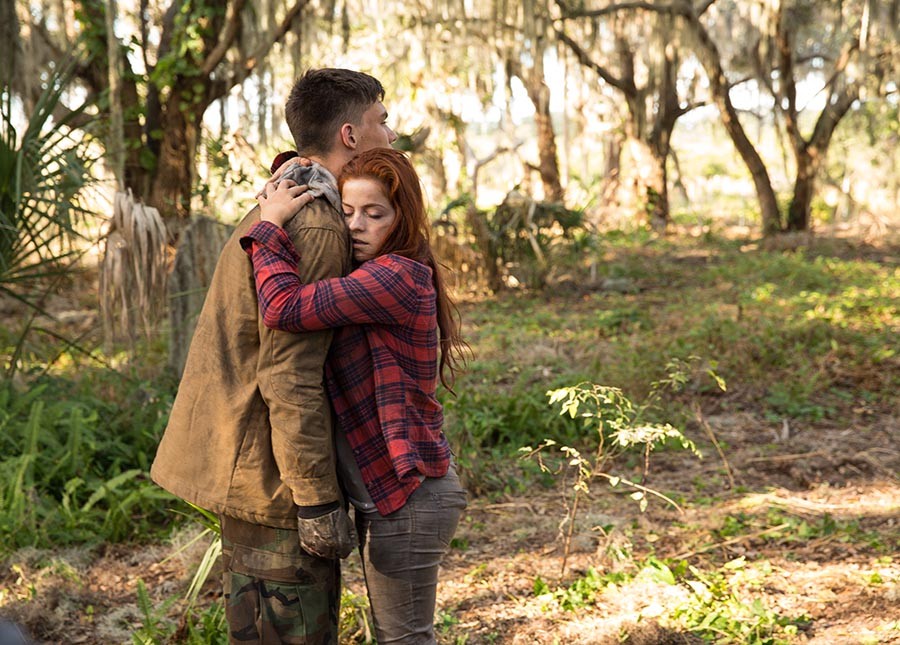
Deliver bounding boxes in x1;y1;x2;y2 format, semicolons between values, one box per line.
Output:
1;231;898;643
1;406;897;644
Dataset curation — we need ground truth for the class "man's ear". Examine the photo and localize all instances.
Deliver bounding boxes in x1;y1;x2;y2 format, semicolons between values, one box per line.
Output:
340;123;357;150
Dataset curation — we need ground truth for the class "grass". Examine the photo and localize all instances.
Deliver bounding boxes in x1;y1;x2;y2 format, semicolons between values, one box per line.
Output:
0;227;897;642
0;363;181;553
444;233;898;477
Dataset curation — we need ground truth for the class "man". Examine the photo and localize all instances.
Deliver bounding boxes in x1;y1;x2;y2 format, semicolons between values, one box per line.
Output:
151;68;397;643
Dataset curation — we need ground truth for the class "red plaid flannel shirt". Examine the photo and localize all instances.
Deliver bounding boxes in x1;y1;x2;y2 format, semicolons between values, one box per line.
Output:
241;221;451;514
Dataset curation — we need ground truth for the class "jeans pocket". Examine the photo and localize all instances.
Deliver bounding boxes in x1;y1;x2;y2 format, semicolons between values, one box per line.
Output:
434;491;467;546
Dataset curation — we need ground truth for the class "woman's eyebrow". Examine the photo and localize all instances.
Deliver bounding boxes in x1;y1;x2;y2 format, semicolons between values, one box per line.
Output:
342;201;388;209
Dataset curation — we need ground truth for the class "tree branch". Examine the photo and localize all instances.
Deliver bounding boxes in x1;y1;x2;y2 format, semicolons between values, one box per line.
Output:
30;19;102;92
205;0;310;103
775;6;802;151
808;83;859;156
238;0;310;76
556;0;691;20
694;0;717;17
676;99;707;117
554;27;632;94
201;0;249;75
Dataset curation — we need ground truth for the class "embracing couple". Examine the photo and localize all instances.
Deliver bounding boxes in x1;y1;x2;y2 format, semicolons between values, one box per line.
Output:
151;68;469;644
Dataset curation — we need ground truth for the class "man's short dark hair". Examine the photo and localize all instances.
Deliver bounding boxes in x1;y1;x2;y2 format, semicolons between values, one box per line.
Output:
285;68;385;156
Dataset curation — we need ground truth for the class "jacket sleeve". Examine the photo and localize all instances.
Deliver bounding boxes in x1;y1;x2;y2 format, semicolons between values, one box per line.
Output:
255;204;350;507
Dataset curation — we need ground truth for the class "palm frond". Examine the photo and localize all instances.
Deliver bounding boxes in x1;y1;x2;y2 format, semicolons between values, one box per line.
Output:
0;58;98;301
99;191;168;348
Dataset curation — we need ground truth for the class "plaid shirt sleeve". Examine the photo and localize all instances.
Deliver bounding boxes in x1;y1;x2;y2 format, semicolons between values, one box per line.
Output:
240;221;421;332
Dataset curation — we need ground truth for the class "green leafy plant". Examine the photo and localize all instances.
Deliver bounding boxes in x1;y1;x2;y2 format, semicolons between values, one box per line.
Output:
672;559;809;644
521;357;723;573
0;371;177;552
131;577;227;645
533;556;806;642
132;579;181;644
0;60;101;378
713;506;887;553
533;557;682;612
0;62;97;300
533;567;631;611
339;588;374;643
177;505;222;608
132;506;226;644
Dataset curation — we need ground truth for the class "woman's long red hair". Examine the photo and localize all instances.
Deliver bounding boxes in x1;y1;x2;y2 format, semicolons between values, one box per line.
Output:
339;148;468;391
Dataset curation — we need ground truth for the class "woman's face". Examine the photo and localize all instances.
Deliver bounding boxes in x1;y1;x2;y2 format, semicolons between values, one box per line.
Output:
342;177;396;263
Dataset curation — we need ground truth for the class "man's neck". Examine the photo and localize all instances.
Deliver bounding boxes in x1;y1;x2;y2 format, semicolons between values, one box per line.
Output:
305;153;345;179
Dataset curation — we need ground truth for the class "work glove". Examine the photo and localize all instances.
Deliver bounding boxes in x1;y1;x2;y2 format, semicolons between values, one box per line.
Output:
296;503;358;560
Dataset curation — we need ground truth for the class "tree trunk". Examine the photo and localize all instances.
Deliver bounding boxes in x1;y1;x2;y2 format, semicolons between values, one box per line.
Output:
787;150;817;231
121;79;150;199
684;13;783;235
527;76;564;203
67;0;151;198
785;83;859;233
1;0;20;88
627;138;669;230
440;106;503;292
523;34;565;204
600;135;622;209
149;105;194;227
465;204;502;292
168;216;233;376
149;89;211;237
105;0;124;191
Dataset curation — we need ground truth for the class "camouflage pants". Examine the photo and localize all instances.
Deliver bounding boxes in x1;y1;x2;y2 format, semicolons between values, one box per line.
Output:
220;515;339;644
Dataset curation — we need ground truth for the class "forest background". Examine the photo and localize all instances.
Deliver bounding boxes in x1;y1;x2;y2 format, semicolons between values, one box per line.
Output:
1;0;898;643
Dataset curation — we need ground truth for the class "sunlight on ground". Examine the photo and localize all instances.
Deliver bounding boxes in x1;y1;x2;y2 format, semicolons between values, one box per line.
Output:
434;480;900;643
739;484;900;518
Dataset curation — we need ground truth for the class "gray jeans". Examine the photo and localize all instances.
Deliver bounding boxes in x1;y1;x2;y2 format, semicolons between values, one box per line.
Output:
355;464;467;644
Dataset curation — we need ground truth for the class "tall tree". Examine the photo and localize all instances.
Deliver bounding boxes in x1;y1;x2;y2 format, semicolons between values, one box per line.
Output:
746;0;896;230
556;2;705;229
1;0;20;88
561;0;897;234
14;0;310;233
518;0;565;203
401;0;566;203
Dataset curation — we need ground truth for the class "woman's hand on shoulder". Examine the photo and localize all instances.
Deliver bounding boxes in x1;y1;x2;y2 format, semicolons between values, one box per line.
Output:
257;180;315;228
254;155;313;199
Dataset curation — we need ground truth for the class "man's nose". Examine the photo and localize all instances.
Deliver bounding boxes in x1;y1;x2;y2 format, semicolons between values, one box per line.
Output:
388;127;398;144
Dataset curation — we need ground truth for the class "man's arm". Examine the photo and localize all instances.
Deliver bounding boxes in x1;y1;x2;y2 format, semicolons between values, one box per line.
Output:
255;206;350;508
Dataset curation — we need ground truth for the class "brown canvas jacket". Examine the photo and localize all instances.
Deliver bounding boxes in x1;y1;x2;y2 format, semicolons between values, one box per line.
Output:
151;195;351;528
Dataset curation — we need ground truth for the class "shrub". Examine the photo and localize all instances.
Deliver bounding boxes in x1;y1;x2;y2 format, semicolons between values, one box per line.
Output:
0;370;178;552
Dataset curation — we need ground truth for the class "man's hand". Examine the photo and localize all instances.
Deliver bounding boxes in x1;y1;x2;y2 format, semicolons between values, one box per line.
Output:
297;506;358;559
257;180;315;228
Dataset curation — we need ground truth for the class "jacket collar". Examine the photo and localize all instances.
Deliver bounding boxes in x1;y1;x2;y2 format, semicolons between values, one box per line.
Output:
277;162;342;213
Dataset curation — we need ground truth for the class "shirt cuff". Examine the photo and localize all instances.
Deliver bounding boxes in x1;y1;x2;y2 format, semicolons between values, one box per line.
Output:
239;221;299;261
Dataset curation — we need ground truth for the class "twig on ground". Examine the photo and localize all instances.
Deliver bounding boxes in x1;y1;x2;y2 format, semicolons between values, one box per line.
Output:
693;404;735;489
481;502;539;514
854;450;900;481
745;450;828;463
672;523;791;560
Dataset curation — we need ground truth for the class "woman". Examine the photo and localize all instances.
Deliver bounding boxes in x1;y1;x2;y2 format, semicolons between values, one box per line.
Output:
240;147;468;644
